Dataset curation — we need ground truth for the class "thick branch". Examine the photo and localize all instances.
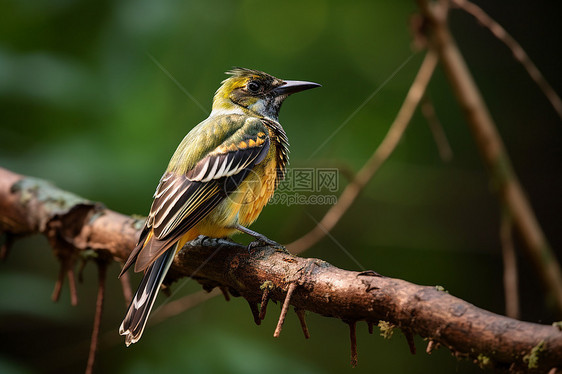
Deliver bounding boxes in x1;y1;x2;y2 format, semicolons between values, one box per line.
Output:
1;166;561;371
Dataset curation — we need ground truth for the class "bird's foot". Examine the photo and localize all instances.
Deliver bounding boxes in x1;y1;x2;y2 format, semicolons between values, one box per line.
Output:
247;236;288;254
191;235;216;247
235;224;289;254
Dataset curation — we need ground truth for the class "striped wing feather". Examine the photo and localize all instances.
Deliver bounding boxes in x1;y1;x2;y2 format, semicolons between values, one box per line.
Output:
120;123;270;275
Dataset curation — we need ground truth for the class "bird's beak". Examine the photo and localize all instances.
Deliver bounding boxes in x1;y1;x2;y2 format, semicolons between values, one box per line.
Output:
274;80;321;96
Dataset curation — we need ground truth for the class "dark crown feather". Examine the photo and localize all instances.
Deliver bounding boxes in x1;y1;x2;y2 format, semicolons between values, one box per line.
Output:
226;67;276;81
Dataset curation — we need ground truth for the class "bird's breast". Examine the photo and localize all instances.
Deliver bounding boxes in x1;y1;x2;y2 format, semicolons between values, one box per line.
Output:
237;144;279;226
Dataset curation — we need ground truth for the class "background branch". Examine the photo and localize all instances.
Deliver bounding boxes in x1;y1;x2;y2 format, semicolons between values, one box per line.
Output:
287;50;438;254
420;95;453;162
451;0;562;121
416;0;562;315
500;210;520;319
1;166;562;371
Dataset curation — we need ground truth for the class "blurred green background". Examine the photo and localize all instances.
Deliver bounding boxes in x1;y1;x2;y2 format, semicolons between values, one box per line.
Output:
1;0;561;373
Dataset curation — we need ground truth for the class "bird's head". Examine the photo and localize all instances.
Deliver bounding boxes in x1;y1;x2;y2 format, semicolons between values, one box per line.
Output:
212;67;320;121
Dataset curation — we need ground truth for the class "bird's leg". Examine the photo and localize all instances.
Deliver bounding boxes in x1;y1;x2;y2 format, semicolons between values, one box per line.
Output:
235;224;288;253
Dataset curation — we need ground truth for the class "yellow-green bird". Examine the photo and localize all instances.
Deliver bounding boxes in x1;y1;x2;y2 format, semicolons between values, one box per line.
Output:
119;67;320;346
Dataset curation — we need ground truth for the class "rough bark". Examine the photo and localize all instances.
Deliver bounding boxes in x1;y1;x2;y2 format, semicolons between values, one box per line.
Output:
1;166;561;372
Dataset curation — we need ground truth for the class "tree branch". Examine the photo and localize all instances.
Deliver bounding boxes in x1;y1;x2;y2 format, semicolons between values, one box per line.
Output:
1;166;562;371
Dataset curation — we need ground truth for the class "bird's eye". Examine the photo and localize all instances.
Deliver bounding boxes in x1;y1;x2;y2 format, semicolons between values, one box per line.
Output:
247;81;261;93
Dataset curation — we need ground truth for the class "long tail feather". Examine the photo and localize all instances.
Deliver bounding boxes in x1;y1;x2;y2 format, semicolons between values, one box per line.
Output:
119;244;176;346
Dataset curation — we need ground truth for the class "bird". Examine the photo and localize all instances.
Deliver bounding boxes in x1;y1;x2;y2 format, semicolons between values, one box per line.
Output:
118;67;320;346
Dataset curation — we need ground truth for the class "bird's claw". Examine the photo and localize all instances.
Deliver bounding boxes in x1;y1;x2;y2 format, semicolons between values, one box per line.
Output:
247;238;288;254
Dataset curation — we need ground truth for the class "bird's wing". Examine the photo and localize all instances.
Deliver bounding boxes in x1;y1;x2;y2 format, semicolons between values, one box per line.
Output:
120;117;270;274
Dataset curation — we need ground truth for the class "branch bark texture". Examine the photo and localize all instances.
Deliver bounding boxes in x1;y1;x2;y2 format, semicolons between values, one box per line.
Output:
1;166;561;372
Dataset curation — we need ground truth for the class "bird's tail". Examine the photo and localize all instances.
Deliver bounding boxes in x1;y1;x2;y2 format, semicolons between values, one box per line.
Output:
119;244;176;346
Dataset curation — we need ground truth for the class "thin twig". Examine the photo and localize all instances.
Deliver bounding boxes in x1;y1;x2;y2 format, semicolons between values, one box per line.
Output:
403;330;416;355
247;300;261;325
52;262;65;302
119;271;133;306
348;321;358;367
38;287;214;374
218;286;231;302
452;0;562;121
0;233;14;260
273;282;297;338
67;266;78;306
85;260;108;374
417;0;562;314
367;322;374;335
259;283;272;320
426;339;437;355
287;50;439;254
500;212;520;319
295;308;310;339
421;95;453;162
